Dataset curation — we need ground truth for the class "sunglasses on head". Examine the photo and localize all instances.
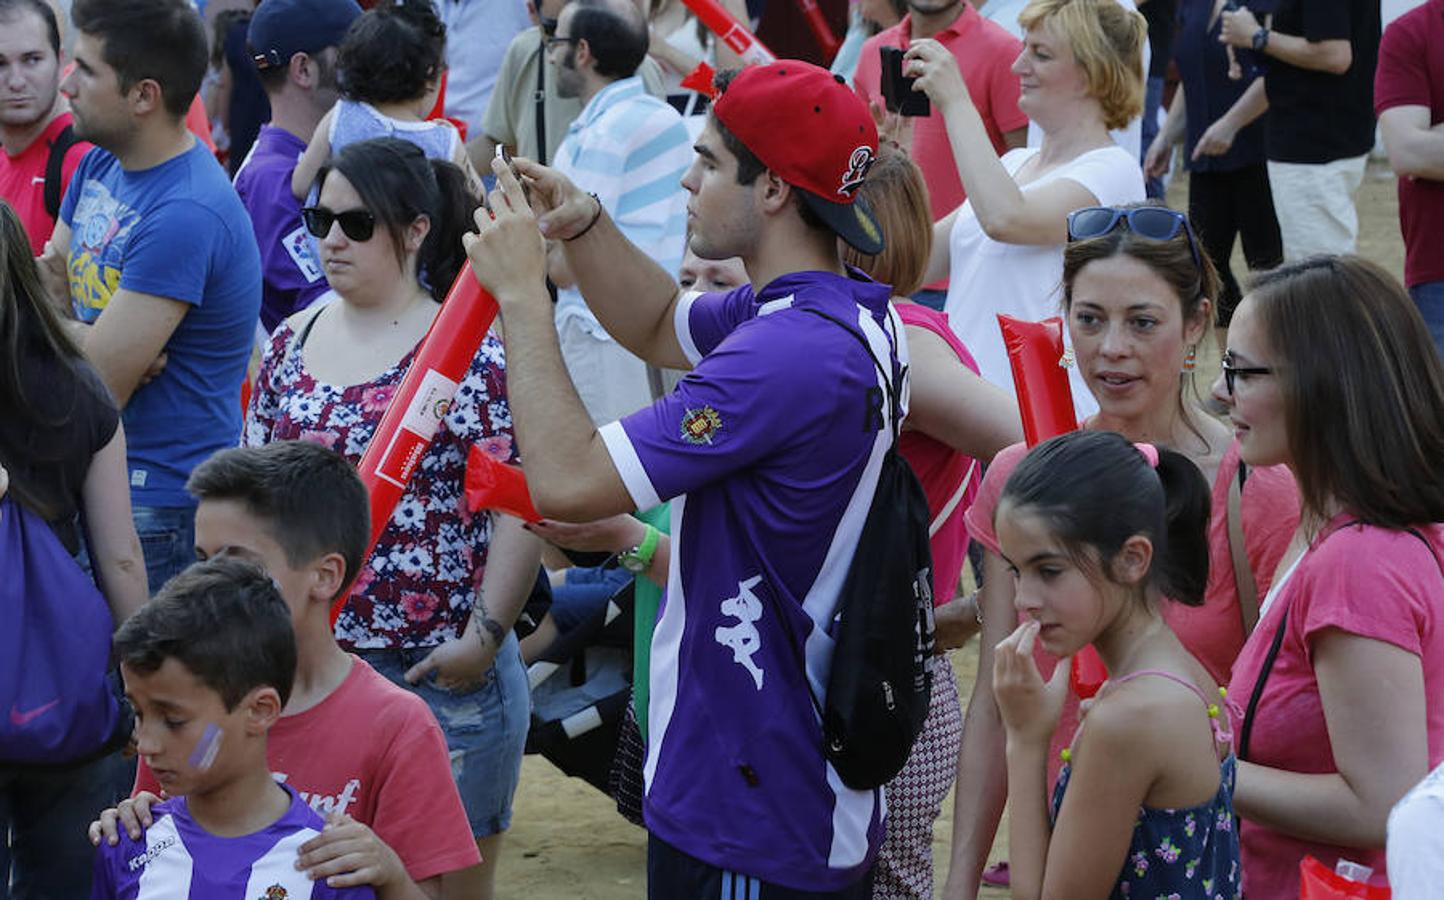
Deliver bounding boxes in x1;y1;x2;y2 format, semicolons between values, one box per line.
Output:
1066;206;1202;273
301;206;376;242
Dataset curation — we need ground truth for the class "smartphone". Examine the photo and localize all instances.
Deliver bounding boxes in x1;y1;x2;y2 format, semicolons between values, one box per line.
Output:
879;46;930;117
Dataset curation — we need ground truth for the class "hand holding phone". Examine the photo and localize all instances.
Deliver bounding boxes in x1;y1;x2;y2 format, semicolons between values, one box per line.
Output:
880;45;930;117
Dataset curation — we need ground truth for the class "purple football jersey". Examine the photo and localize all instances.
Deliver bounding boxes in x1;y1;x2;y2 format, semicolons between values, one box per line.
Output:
599;270;904;890
91;783;375;900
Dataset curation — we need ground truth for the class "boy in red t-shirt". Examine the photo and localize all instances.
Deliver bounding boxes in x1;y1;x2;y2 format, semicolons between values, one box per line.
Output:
89;441;482;899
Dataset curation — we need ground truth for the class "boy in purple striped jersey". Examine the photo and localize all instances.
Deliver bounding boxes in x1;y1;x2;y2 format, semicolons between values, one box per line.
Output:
92;558;374;900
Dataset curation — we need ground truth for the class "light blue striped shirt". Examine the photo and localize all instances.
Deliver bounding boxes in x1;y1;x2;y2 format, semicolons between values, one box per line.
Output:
553;77;692;337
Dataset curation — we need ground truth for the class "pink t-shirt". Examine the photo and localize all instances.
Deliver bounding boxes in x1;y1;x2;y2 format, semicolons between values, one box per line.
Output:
896;303;982;605
136;657;480;882
1226;518;1444;900
964;438;1299;783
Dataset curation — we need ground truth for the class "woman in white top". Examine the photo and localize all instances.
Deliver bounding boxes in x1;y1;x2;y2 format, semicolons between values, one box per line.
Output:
905;0;1146;418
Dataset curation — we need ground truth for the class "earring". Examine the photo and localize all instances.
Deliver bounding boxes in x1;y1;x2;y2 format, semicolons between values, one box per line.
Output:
1182;345;1197;373
1058;348;1075;369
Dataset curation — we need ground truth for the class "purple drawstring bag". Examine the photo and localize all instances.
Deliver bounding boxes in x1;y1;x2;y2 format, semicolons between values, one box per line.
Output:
0;496;128;765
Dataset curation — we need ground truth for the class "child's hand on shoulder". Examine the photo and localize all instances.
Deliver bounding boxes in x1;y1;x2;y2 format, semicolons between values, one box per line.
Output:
993;620;1070;746
296;813;407;889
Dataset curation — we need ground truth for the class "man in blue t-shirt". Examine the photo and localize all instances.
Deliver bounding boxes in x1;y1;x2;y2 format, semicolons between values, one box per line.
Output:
465;61;895;897
39;0;262;591
234;0;359;334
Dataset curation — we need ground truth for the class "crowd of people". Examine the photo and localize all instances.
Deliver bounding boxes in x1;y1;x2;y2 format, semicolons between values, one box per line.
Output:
1;0;1443;898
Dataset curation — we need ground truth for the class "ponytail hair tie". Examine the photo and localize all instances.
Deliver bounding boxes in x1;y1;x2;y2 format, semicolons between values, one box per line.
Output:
1133;442;1159;468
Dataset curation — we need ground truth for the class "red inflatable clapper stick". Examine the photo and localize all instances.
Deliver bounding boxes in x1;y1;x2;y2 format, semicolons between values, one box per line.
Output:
334;264;499;626
464;446;541;523
681;0;777;66
997;314;1079;448
796;0;841;59
997;314;1103;697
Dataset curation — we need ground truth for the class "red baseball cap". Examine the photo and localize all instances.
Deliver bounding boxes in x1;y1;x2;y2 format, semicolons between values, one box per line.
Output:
712;61;884;255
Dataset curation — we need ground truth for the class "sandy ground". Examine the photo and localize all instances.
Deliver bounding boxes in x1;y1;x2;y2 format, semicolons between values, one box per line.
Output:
494;162;1406;899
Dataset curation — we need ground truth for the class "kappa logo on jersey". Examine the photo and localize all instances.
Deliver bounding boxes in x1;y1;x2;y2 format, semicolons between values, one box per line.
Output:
126;835;177;872
282;224;324;283
715;575;766;690
680;406;722;445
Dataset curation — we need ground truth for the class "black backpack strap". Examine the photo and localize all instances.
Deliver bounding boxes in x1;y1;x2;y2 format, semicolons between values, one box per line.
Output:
801;307;904;444
43;123;79;220
534;41;548;166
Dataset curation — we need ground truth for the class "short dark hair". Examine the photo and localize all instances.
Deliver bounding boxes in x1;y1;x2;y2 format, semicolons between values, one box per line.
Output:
70;0;208;120
1248;255;1444;528
1000;430;1212;606
0;0;61;57
336;0;446;104
114;557;297;710
187;442;371;595
317;137;479;301
708;68;829;232
570;0;648;80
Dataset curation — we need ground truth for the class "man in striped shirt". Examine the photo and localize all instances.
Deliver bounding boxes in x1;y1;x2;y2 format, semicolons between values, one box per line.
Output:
547;0;691;425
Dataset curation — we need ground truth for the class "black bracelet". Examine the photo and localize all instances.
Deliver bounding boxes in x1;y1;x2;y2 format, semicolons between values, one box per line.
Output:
565;192;604;242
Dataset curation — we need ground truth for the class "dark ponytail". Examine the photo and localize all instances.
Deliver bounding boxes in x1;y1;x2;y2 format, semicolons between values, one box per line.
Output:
320;138;478;302
420;159;478;302
999;430;1211;605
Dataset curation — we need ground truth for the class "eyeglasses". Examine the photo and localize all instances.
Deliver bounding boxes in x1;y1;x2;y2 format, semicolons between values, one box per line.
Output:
1066;206;1203;273
544;35;580;50
539;15;558;37
1220;352;1273;396
301;206;376;242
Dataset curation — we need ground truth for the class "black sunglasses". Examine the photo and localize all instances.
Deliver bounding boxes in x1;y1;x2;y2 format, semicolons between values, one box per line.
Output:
1220;352;1273;396
1067;206;1203;273
301;206;376;242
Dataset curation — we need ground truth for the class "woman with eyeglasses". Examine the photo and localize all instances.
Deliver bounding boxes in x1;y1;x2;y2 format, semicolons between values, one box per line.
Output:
244;137;542;898
1210;256;1444;900
903;0;1147;421
941;202;1301;900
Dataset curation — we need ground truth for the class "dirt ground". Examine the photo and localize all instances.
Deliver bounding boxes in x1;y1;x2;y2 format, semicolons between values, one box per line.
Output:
494;161;1407;899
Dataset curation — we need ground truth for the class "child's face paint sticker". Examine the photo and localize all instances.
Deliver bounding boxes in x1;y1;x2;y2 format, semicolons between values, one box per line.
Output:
188;723;223;771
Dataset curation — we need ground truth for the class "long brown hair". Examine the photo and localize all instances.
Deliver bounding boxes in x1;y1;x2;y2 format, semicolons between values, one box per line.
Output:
842;150;932;297
1250;256;1444;527
0;199;91;519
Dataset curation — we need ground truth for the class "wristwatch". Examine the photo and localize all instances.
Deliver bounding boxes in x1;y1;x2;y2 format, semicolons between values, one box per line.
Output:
1251;26;1270;52
618;524;660;574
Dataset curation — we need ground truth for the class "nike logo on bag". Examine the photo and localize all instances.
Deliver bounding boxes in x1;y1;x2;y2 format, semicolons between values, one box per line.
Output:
10;700;60;727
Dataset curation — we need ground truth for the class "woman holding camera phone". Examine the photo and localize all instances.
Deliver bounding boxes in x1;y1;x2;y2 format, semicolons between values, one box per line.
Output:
904;0;1146;420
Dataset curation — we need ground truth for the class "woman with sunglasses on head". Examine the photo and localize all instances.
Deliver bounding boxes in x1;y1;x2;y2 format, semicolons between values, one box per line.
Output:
1210;256;1444;900
904;0;1146;420
941;202;1300;900
245;137;542;899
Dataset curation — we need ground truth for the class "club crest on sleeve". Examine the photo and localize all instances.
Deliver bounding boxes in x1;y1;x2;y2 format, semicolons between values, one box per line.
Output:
680;406;722;445
260;885;288;900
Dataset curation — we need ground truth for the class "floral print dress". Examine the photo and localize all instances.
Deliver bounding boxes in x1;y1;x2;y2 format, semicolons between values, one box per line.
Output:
1050;670;1243;900
244;304;517;649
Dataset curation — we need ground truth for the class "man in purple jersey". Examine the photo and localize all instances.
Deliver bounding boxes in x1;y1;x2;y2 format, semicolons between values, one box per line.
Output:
463;61;900;897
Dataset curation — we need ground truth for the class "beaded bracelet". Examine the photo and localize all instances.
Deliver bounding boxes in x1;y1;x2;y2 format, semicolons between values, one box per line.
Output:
565;192;604;242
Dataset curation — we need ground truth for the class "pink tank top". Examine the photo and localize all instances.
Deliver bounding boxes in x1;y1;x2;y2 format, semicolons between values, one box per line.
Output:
896;303;982;607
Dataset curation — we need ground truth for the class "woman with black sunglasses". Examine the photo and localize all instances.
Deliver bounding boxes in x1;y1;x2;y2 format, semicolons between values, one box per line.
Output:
942;201;1301;900
1210;256;1444;900
244;137;543;899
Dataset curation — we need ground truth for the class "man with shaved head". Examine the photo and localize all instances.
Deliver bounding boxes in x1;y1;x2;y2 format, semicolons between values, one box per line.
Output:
546;0;691;426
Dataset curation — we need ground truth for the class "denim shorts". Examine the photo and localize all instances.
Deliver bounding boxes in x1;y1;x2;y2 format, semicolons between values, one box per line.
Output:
132;504;197;595
358;632;530;837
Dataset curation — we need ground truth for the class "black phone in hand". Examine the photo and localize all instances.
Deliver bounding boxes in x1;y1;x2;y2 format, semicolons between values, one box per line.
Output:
880;45;930;117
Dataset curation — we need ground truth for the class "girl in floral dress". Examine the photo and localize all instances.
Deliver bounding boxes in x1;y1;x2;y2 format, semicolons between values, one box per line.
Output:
244;137;542;898
991;430;1240;899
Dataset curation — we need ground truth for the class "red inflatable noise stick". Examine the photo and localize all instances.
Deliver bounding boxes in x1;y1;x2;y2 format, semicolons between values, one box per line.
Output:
796;0;841;59
998;313;1104;697
681;0;777;66
997;314;1079;448
464;447;541;523
334;264;499;627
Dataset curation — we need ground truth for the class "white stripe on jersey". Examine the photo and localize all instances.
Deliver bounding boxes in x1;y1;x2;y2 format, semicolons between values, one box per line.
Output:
674;291;704;367
600;420;662;510
242;826;322;898
643;494;689;790
135;817;193;899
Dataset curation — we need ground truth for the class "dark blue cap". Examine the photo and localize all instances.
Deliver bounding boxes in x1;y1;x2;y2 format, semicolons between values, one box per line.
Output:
247;0;362;70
